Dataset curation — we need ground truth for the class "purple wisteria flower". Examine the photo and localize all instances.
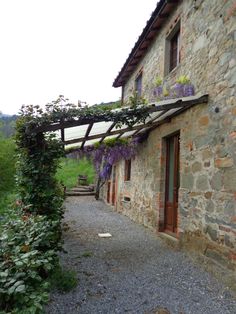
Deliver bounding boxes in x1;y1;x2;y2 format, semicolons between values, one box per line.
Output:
100;163;112;180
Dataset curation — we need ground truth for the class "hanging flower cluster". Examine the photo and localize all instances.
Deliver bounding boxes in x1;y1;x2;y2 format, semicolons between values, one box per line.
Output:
83;140;136;180
69;135;147;181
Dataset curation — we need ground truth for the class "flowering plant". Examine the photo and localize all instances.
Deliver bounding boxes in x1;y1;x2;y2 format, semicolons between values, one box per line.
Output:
153;75;195;100
153;77;163;98
71;135;147;182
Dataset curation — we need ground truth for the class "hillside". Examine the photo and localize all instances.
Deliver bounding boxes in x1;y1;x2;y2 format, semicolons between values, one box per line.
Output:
0;114;18;138
93;100;121;110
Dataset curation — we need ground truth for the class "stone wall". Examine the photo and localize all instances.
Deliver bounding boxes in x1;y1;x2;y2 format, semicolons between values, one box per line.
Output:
123;0;236;106
103;0;236;269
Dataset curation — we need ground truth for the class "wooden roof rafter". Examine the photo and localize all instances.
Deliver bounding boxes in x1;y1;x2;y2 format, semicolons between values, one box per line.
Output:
64;123;147;146
33;95;208;151
132;109;170;137
113;0;180;87
80;122;94;149
99;121;117;144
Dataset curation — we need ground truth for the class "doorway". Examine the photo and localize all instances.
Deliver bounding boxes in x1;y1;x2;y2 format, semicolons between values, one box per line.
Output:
111;165;116;205
164;132;180;234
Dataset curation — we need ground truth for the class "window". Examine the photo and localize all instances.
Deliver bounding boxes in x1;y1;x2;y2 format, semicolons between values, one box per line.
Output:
165;21;181;74
169;30;180;71
124;159;131;181
135;72;142;97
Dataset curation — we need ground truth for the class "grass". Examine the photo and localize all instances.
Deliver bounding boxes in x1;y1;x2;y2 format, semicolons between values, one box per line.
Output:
0;192;16;216
81;251;93;258
0;136;16;216
56;157;95;189
49;265;78;292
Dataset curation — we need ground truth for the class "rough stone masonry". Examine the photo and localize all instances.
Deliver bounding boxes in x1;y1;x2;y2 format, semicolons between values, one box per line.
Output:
103;0;236;270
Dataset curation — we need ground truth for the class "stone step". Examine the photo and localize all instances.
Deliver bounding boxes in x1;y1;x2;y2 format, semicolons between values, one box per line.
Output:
66;191;95;196
71;186;94;192
77;185;94;188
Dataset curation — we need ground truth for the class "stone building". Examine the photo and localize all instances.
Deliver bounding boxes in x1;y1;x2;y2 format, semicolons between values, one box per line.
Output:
103;0;236;269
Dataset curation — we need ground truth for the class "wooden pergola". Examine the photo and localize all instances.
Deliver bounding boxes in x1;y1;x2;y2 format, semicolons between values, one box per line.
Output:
35;95;208;151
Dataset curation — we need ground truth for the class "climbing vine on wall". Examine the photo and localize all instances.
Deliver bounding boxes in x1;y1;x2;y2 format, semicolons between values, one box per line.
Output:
67;135;148;181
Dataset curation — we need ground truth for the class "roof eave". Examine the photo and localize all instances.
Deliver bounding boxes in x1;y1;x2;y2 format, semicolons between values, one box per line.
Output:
113;0;180;88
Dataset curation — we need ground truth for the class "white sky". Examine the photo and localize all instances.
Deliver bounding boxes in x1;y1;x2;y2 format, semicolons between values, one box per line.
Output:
0;0;157;115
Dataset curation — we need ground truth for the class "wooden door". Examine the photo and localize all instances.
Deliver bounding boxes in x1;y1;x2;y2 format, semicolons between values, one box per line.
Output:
164;133;180;234
107;181;111;203
111;166;116;205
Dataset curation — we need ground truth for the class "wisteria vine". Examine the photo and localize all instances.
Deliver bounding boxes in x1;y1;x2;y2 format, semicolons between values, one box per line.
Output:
68;134;148;181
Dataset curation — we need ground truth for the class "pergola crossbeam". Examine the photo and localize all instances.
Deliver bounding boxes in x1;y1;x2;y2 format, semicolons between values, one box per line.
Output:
132;109;169;137
99;122;117;143
64;110;175;146
80;123;94;149
63;95;208;152
34;95;208;134
64;125;138;145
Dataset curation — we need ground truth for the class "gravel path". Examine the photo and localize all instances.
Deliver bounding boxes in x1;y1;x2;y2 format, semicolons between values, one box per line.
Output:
46;197;236;314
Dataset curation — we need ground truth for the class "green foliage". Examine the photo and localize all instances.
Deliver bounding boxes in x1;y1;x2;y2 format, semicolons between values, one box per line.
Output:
155;76;163;86
0;136;16;195
15;95;149;132
0;135;16;216
126;91;148;109
4;97;69;312
0;193;16;216
93;137;128;149
49;266;78;292
0;207;61;313
163;86;169;97
15;122;65;216
93;100;121;111
176;75;190;84
56;157;95;189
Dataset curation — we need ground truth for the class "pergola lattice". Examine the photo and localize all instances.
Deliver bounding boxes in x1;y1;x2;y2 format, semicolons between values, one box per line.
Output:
34;95;208;150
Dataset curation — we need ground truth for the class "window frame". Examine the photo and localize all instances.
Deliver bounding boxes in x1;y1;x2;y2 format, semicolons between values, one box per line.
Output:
165;20;181;75
135;71;143;97
124;159;131;181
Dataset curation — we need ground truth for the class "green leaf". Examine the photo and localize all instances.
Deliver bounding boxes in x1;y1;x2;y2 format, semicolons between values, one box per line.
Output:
0;271;8;277
15;284;26;293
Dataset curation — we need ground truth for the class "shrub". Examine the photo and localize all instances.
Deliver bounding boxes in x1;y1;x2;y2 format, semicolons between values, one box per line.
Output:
0;206;61;313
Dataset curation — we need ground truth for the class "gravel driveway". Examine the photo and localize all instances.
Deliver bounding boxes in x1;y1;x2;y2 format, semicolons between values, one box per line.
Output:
46;196;236;314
